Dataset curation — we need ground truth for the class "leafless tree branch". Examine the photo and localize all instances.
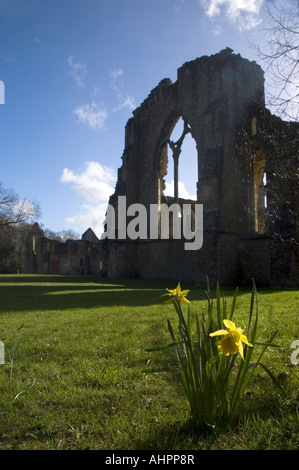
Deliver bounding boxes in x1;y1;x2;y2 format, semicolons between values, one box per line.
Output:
0;182;41;227
252;0;299;121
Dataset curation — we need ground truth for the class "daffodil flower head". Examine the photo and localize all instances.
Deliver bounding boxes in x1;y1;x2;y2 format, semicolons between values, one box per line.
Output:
210;319;253;360
159;282;190;304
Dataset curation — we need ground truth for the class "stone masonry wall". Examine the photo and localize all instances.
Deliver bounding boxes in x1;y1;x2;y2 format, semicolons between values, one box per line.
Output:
104;50;298;288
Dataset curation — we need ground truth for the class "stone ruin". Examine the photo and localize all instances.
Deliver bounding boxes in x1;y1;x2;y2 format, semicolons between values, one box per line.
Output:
20;50;298;287
24;224;102;275
101;49;299;288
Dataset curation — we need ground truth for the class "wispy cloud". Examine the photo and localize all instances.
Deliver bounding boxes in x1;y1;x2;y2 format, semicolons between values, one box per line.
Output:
70;64;135;130
112;94;135;112
60;161;116;236
0;53;13;62
110;68;123;80
73;101;107;129
68;55;87;87
110;68;135;112
200;0;264;31
174;0;185;13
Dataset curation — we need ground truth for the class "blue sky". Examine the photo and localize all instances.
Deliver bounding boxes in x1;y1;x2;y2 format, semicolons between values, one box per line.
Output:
0;0;272;238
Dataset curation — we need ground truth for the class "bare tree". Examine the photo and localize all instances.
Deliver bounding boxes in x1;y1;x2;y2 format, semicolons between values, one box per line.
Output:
43;228;80;241
0;182;41;226
253;0;299;121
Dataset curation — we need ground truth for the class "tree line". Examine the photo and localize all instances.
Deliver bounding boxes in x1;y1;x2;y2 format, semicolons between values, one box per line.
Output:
0;182;79;273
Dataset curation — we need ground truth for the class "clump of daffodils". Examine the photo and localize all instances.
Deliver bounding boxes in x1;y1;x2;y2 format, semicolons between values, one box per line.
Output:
148;281;282;429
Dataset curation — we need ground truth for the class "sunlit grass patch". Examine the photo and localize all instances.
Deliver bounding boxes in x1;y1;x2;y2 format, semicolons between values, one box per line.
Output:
0;274;298;450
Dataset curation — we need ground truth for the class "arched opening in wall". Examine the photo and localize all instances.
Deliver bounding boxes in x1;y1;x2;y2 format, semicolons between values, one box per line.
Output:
163;117;197;201
253;149;267;233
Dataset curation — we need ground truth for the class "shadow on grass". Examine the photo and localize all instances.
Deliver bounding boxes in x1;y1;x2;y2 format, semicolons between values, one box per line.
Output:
131;419;221;451
0;274;209;312
0;274;284;313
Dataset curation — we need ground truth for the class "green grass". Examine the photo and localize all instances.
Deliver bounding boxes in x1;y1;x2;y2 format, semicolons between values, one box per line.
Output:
0;274;298;450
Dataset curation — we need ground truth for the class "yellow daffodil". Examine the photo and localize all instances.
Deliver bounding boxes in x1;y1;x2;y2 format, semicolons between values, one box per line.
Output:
159;282;190;304
210;319;253;360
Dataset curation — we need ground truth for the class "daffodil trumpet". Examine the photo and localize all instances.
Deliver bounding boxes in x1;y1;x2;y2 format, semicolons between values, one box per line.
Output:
210;319;253;360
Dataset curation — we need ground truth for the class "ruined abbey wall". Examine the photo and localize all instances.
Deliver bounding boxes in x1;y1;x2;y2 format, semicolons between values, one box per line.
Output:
23;224;102;275
104;50;298;287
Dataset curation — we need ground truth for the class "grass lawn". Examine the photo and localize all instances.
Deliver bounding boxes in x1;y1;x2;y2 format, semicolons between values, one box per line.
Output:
0;274;298;450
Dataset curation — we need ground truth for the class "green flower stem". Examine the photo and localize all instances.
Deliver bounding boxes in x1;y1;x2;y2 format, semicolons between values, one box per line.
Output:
150;281;283;428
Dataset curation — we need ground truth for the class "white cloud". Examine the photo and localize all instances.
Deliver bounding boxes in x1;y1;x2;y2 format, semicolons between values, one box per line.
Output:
73;101;107;129
200;0;263;30
60;161;117;236
61;161;116;203
64;202;109;237
68;55;87;88
164;180;197;200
